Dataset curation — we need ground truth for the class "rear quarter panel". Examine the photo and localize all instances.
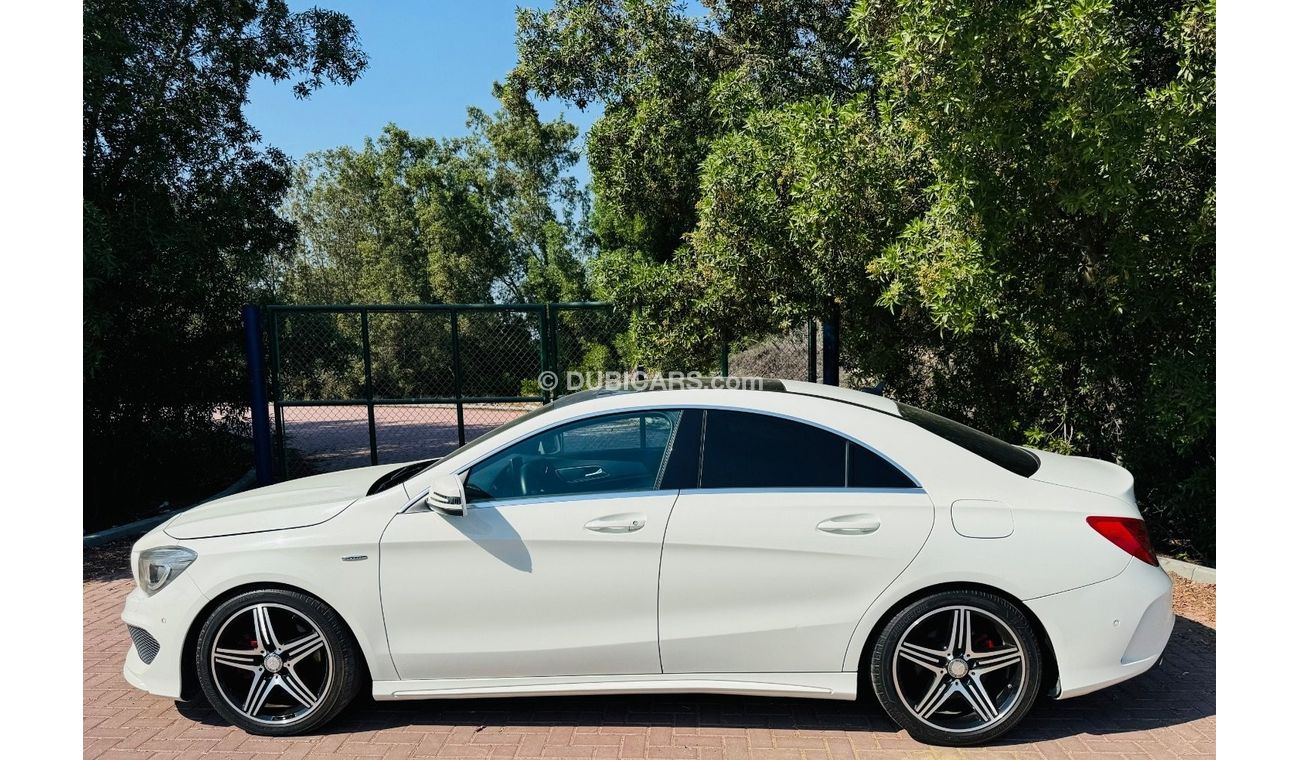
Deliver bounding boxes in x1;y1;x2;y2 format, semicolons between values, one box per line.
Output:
838;434;1136;670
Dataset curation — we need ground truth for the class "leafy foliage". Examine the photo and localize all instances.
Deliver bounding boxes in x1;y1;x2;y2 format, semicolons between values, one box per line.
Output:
514;0;1216;560
278;85;590;305
515;0;874;262
850;0;1216;559
274;87;600;401
83;0;366;526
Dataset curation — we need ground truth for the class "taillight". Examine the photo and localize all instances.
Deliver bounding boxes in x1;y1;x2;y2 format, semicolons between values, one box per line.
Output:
1086;515;1158;566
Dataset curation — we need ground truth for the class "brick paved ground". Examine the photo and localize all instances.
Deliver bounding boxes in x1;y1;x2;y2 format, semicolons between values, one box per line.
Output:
85;571;1215;759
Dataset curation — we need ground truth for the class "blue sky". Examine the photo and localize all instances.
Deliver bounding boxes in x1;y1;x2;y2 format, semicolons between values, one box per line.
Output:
245;1;601;185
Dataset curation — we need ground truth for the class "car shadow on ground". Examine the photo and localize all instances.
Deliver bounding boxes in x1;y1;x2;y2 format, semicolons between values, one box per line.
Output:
175;616;1214;744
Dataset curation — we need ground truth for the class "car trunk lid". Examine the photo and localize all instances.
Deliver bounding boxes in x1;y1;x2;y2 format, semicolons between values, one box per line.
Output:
1028;449;1137;507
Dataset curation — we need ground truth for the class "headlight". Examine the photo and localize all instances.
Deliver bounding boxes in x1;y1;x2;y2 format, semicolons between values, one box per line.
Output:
136;546;197;596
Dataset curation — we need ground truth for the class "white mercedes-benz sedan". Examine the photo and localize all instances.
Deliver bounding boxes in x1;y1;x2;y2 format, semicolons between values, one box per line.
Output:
122;379;1173;746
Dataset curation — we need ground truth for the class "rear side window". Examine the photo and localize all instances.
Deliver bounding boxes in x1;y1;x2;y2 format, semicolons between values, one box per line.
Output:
848;443;916;488
896;402;1040;477
697;410;915;489
658;409;703;490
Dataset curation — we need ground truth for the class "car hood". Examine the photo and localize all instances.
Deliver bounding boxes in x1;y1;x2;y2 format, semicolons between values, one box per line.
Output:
1028;449;1136;504
163;464;401;539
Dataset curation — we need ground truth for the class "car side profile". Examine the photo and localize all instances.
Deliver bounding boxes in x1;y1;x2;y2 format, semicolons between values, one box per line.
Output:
122;379;1173;746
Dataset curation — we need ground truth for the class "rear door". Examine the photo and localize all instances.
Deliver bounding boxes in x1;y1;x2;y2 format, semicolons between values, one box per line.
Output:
658;409;935;674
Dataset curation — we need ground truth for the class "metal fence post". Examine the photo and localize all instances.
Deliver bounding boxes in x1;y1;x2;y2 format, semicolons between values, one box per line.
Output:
450;309;466;445
806;318;817;383
242;305;274;486
537;305;550;402
547;304;560;396
360;308;378;466
268;308;286;480
822;305;840;386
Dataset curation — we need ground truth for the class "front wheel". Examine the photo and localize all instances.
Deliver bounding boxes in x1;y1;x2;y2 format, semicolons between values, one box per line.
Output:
195;589;362;735
869;590;1042;746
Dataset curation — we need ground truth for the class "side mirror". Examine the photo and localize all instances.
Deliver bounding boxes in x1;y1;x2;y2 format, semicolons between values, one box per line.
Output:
426;473;467;516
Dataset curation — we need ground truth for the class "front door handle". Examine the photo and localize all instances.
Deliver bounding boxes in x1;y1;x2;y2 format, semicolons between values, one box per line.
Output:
584;513;646;534
817;514;881;535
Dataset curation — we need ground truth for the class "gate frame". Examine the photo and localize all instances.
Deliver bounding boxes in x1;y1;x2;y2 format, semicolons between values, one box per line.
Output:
246;302;837;483
257;302;610;482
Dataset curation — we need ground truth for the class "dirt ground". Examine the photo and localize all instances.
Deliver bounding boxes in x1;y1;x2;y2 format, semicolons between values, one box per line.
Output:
1169;575;1215;628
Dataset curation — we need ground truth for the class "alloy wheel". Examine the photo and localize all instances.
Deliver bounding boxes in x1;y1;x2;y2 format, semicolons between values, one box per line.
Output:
890;605;1027;734
208;602;333;726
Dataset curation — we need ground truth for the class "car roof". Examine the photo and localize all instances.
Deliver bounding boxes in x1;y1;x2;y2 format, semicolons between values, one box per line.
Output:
779;379;901;416
553;377;901;417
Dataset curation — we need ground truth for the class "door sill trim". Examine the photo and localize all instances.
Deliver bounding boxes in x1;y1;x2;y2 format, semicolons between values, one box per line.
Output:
373;672;857;701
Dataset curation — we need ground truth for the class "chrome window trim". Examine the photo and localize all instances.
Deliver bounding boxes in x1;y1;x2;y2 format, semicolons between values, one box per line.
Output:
401;487;431;513
456;409;682;502
676;486;927;496
455;489;676;509
418;485;927;512
448;402;921;489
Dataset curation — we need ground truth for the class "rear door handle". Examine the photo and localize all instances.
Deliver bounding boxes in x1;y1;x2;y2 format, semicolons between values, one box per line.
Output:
817;514;881;535
584;513;646;533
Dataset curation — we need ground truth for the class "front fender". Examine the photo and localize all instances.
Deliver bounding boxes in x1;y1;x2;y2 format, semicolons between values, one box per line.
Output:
178;503;400;682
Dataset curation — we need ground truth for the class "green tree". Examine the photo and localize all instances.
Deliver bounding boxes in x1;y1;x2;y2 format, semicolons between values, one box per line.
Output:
851;0;1216;558
514;0;872;264
279;85;589;305
83;0;366;527
277;87;597;401
517;0;1216;560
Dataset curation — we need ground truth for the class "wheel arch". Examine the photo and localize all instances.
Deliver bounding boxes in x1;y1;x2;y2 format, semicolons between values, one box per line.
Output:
179;581;372;701
851;581;1060;699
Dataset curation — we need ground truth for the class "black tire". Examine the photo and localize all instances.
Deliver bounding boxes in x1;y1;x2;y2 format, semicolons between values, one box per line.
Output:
869;589;1042;746
194;589;362;735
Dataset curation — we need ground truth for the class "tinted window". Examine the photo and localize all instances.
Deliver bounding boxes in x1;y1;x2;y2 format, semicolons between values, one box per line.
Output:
700;410;844;488
465;411;681;502
848;443;917;488
897;403;1040;477
658;409;703;490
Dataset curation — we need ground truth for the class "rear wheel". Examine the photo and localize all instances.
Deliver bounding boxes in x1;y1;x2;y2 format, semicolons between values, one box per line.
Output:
195;589;361;735
870;590;1041;746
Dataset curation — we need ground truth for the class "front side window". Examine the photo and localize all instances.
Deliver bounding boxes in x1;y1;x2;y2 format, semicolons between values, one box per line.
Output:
699;410;915;489
464;410;681;502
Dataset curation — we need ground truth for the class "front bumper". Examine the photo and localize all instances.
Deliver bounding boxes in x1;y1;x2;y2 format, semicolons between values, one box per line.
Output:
1025;558;1174;700
120;572;210;700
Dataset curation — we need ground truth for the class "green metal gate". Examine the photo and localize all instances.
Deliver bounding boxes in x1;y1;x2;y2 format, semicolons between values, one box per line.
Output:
261;302;621;479
243;302;833;481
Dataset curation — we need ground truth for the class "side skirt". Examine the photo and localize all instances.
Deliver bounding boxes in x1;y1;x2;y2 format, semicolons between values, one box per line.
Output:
373;672;858;701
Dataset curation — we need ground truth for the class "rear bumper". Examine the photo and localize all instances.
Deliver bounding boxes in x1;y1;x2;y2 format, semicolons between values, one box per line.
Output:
120;573;209;700
1025;558;1174;699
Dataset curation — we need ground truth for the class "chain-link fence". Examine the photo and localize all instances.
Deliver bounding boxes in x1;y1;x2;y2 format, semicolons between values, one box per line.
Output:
724;319;821;383
266;303;631;479
261;304;829;479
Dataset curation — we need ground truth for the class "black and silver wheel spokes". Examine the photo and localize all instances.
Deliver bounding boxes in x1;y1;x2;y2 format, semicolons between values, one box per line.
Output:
892;606;1026;734
210;603;332;725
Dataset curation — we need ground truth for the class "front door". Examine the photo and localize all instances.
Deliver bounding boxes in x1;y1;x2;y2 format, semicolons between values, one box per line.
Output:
380;409;683;680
